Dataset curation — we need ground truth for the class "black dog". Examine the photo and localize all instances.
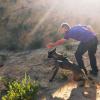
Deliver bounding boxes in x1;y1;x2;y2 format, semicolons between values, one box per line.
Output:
48;48;87;82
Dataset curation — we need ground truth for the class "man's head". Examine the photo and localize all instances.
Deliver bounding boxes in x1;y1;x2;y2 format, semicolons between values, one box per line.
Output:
58;23;70;34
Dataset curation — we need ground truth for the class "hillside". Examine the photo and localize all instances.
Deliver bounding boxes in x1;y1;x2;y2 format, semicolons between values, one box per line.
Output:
0;0;100;50
0;45;100;100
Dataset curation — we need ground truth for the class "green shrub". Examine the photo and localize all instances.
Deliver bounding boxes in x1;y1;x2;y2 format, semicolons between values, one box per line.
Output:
2;74;40;100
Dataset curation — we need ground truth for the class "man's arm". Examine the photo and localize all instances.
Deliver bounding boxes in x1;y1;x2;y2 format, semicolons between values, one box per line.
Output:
47;38;66;48
54;38;66;45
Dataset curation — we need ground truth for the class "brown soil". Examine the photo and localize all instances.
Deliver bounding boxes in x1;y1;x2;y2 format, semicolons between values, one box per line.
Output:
0;45;100;100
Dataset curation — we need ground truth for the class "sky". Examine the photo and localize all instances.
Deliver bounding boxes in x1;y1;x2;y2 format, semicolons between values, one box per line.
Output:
52;0;100;17
21;0;100;18
25;0;100;21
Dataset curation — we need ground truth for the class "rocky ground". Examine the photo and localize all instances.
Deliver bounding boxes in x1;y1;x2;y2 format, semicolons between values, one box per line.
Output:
0;45;100;100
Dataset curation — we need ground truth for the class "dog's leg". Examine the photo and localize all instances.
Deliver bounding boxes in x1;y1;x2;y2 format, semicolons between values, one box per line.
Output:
49;66;59;82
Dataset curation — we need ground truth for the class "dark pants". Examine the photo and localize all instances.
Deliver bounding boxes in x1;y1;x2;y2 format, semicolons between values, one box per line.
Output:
75;36;98;74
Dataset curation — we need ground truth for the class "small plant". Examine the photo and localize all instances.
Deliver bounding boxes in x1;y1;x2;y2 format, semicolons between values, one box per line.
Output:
2;74;40;100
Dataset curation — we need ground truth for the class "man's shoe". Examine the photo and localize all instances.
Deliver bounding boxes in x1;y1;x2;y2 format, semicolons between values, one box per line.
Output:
89;70;98;77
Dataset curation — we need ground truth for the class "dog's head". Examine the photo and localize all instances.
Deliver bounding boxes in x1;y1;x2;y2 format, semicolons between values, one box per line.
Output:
48;48;56;58
48;48;67;61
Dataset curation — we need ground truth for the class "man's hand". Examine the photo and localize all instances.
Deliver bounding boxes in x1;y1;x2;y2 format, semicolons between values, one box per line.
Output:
47;43;55;49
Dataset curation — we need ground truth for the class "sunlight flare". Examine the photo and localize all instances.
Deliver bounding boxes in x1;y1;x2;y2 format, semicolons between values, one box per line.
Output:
52;82;77;99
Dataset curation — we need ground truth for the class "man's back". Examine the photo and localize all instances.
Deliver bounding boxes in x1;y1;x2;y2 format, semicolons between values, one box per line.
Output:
64;25;96;42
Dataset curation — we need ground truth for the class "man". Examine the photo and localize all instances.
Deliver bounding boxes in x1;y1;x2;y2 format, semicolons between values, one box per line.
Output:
47;23;98;76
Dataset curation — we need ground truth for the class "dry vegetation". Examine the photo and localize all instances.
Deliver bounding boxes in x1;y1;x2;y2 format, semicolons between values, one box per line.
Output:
0;0;100;50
